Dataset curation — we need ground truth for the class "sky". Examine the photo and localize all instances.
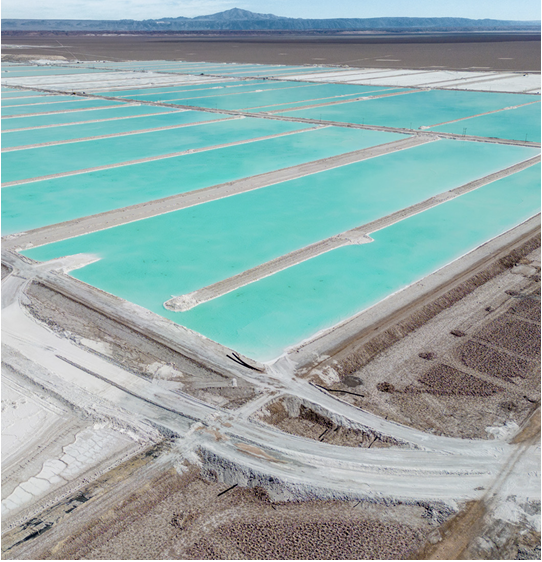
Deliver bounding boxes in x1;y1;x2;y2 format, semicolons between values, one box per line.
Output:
2;0;541;21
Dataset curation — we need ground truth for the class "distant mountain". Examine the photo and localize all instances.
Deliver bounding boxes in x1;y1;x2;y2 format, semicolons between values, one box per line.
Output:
192;8;282;21
2;8;540;32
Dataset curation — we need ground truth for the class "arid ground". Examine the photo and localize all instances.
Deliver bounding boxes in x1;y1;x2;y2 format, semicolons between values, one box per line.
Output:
2;32;540;71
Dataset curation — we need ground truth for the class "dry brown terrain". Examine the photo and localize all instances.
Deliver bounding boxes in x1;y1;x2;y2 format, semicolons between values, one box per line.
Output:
1;32;540;71
301;242;541;440
1;450;440;560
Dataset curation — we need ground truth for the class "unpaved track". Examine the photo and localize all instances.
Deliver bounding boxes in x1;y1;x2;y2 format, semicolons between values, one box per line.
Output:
0;293;524;508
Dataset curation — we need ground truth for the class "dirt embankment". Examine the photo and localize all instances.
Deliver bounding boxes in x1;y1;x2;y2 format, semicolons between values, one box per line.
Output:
307;238;541;439
24;281;257;409
3;454;440;560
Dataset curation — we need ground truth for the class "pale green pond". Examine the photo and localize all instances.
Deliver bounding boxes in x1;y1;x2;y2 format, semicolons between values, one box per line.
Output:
431;102;541;143
2;117;310;183
21;143;539;361
98;80;272;98
3;128;402;233
282;89;539;130
2;104;180;131
3;110;227;148
1;90;57;100
167;83;398;111
2;94;104;107
174;163;541;360
2;98;125;117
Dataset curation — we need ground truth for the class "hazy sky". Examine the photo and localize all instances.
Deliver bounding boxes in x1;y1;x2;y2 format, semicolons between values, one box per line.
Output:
3;0;541;21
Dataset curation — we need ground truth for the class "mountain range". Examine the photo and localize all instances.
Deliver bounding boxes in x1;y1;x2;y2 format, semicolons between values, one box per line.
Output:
2;8;540;32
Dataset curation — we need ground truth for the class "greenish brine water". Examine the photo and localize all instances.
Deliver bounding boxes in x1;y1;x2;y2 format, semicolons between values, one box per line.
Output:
171;163;542;360
283;89;540;129
1;98;124;118
0;67;113;77
3;94;81;107
164;83;399;111
3;110;227;148
2;117;311;183
246;89;405;113
3;128;402;234
1;104;173;131
431;102;541;142
94;80;300;98
22;146;540;360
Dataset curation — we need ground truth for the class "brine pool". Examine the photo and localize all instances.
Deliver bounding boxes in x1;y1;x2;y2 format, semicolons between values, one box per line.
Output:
282;89;540;130
2;127;402;233
2;116;311;183
21;144;540;360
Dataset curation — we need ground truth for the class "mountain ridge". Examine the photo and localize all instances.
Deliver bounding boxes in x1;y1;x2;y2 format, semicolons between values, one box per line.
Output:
2;8;540;31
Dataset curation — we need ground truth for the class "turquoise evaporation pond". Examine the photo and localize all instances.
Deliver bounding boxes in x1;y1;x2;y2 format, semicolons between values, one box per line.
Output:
2;117;310;183
2;94;84;107
431;102;542;143
2;128;402;234
21;142;540;358
175;163;542;360
282;89;538;129
193;67;310;77
114;81;319;102
244;89;405;113
170;83;398;111
3;110;228;148
131;84;398;108
2;104;181;131
98;80;271;98
97;80;344;101
161;64;282;74
1;90;55;99
2;99;125;117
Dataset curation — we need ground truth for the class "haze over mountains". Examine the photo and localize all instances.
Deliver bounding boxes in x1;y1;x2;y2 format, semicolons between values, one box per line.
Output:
2;7;540;32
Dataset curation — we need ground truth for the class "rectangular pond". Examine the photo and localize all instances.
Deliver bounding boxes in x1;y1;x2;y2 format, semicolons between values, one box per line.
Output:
3;116;311;183
2;98;125;118
281;89;539;130
97;80;270;98
1;90;57;100
113;81;317;103
431;102;541;143
2;94;86;107
172;163;541;360
21;143;539;362
169;83;399;111
2;110;228;149
2;104;182;131
2;128;403;233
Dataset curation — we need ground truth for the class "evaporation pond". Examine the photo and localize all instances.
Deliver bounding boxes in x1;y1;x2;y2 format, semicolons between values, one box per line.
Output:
21;142;539;356
3;110;228;148
1;104;177;132
2;94;77;106
3;128;403;233
175;83;396;111
2;117;311;183
283;89;537;129
108;80;315;101
2;98;125;117
432;101;541;143
175;163;542;360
